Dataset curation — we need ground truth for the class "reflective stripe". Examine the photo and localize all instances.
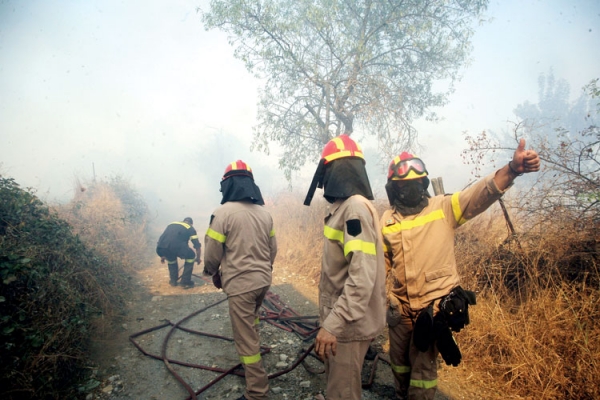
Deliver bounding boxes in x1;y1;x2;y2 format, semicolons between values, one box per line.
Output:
323;137;365;162
206;228;226;243
390;361;411;374
344;239;376;256
324;225;376;257
254;317;260;325
172;221;191;229
382;243;389;252
240;353;261;364
185;258;195;263
410;378;438;389
332;137;344;149
167;260;177;265
451;192;467;225
382;222;402;234
190;234;199;240
324;149;350;162
324;225;344;243
324;150;365;162
381;210;445;235
269;229;275;237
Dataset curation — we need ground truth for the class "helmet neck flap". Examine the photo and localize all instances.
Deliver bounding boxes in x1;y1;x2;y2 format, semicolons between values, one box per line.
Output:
220;160;264;205
304;134;373;205
322;157;373;203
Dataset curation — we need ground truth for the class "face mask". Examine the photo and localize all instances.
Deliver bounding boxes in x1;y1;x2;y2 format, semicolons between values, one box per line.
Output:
395;180;425;207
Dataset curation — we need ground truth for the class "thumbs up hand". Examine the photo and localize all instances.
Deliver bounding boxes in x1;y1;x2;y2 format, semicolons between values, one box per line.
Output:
510;138;541;175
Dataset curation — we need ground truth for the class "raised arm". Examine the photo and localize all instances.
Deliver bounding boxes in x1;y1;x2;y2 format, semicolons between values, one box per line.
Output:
494;138;541;191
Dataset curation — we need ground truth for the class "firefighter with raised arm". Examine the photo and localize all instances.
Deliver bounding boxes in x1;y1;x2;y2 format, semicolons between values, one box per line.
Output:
304;134;387;400
382;139;540;399
155;217;201;289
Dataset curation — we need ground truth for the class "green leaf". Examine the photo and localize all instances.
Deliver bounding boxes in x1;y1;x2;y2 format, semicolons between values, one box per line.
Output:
3;326;15;335
78;379;101;392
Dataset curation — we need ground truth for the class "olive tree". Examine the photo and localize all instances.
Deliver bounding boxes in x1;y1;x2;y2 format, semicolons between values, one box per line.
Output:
201;0;488;179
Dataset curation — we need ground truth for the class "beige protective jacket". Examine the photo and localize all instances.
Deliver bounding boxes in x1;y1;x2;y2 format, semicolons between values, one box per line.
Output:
381;172;508;311
204;201;277;296
320;195;387;342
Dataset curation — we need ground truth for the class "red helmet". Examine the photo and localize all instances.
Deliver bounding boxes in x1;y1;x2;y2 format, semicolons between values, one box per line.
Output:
222;160;254;181
321;134;365;164
388;152;428;180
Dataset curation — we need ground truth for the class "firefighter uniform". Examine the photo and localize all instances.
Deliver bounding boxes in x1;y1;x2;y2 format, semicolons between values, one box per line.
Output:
320;195;386;399
382;169;508;400
156;219;200;287
305;134;386;400
204;160;276;400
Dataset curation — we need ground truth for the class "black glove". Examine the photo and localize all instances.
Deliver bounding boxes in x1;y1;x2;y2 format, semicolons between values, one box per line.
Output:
413;304;434;352
212;274;222;289
434;313;462;367
440;286;476;332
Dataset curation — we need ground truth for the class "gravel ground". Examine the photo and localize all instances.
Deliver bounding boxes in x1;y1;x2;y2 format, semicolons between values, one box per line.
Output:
83;263;468;400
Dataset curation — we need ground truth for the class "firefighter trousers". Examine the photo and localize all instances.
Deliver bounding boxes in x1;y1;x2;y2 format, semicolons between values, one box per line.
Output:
228;286;270;400
388;305;439;400
324;339;371;400
158;244;196;284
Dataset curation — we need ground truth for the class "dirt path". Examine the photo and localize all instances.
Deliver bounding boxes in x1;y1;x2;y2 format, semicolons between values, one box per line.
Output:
85;261;477;400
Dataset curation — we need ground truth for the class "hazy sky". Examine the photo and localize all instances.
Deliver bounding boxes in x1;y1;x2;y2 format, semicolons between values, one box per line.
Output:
1;0;599;231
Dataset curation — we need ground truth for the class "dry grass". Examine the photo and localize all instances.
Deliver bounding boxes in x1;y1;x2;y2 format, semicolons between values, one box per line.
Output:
459;282;599;399
455;202;600;399
267;191;329;281
57;178;152;272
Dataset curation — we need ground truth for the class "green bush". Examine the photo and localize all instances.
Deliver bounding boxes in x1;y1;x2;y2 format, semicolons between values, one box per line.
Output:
0;177;131;399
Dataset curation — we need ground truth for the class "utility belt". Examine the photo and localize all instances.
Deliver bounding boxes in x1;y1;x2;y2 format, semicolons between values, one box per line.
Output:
412;286;477;367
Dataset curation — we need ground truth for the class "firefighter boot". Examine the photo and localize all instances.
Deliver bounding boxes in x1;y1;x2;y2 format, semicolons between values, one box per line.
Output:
180;261;195;289
168;262;179;286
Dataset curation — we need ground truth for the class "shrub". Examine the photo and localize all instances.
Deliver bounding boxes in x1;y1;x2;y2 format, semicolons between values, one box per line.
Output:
0;176;133;399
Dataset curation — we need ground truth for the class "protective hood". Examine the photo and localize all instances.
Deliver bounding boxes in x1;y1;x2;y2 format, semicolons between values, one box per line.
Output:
303;159;326;206
304;134;371;205
322;157;374;203
220;175;265;205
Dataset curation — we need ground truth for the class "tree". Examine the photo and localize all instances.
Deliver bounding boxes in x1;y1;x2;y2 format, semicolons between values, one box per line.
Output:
463;77;600;225
513;70;594;148
201;0;488;180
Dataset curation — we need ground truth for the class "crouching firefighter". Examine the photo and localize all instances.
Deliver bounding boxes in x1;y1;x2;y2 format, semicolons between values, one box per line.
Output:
156;217;201;288
381;139;540;399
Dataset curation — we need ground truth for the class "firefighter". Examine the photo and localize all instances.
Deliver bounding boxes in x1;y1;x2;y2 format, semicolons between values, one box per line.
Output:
203;160;277;400
304;134;386;400
156;217;201;289
382;138;540;399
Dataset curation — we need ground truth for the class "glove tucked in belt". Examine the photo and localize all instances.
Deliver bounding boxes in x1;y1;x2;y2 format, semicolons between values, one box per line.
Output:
439;286;476;332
